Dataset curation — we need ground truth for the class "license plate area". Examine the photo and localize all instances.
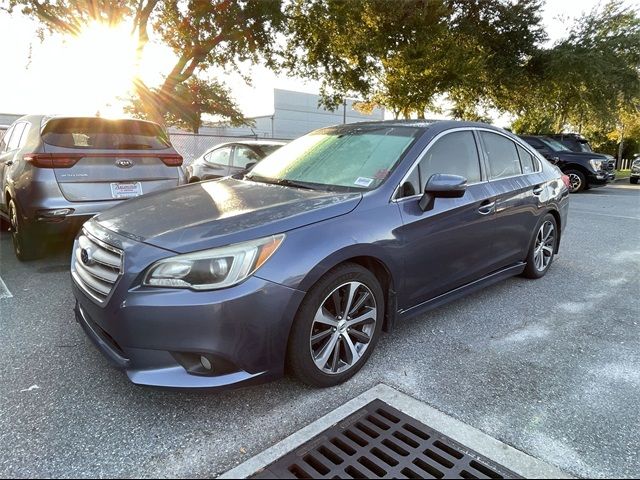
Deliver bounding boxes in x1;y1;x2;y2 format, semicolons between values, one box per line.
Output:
110;182;143;199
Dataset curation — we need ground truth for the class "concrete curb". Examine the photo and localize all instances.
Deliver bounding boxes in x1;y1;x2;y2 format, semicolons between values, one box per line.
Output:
220;383;573;479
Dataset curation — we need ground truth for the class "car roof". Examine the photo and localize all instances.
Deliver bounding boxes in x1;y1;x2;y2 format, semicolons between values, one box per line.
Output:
210;140;287;149
322;119;512;135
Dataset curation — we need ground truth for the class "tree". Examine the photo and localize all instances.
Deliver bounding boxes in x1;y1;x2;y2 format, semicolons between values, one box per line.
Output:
284;0;545;119
5;0;284;127
510;1;640;136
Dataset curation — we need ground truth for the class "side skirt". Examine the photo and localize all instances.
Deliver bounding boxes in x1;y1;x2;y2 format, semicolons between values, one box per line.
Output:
398;262;526;321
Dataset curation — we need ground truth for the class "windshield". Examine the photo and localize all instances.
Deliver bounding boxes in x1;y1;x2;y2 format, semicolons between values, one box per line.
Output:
42;118;171;150
540;137;571;152
247;127;420;190
576;141;592;153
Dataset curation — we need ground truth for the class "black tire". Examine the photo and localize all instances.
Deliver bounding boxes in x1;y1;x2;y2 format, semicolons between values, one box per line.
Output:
631;177;639;184
8;199;41;261
565;169;586;193
522;213;558;279
287;263;384;388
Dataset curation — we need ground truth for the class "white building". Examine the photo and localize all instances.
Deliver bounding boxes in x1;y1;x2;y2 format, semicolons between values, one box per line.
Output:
198;88;385;139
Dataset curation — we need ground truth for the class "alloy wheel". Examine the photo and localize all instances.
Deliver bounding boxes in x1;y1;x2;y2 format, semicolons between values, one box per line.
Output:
310;281;377;375
568;173;582;192
534;221;555;272
9;201;21;255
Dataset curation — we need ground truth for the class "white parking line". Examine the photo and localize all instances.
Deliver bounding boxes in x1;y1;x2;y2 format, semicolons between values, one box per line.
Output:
0;275;13;299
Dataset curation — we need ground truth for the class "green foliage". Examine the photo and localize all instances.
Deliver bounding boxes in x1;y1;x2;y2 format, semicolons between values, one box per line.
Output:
284;0;545;119
6;0;284;128
125;77;250;133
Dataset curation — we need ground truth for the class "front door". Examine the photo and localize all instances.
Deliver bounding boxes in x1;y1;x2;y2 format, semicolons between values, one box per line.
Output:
395;129;497;309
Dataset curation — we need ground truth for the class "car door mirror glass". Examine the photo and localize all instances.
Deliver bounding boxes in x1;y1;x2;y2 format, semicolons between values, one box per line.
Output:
419;174;467;211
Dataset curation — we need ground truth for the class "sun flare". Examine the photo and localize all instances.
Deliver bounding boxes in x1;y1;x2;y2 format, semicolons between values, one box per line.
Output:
63;22;140;116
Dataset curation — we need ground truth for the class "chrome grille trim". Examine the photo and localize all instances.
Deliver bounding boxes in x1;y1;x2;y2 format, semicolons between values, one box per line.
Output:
72;230;123;304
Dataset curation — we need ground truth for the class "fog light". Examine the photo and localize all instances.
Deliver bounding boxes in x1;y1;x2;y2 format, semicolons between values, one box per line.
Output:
200;355;213;371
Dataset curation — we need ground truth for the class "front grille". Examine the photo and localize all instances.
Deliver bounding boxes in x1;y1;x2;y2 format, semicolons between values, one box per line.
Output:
72;231;123;303
253;400;520;479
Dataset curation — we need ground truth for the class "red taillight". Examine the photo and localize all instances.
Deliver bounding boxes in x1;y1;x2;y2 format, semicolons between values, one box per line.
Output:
561;174;571;189
160;154;183;167
24;153;80;168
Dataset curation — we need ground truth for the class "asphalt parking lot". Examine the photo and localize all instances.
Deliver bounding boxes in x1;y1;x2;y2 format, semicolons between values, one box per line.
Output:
0;183;639;479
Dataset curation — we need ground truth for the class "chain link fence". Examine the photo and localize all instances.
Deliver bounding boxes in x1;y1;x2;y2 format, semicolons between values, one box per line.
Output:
169;133;290;166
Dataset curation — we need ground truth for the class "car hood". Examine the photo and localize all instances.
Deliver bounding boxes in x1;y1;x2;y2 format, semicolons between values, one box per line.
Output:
559;151;609;161
94;177;362;253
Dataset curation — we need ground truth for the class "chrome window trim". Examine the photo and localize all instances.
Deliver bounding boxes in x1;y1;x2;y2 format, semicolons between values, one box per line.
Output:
392;126;543;202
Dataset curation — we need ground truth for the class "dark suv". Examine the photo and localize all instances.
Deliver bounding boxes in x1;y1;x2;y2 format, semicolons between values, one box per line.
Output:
547;133;617;170
519;135;614;192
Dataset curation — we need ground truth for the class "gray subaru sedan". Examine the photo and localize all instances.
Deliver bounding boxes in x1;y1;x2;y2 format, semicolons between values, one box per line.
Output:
0;115;184;260
71;120;569;390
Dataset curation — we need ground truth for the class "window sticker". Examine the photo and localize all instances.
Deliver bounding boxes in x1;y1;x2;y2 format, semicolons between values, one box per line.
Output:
354;177;374;187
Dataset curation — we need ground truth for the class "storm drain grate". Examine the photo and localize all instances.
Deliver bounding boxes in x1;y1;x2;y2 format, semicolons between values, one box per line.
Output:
252;399;521;479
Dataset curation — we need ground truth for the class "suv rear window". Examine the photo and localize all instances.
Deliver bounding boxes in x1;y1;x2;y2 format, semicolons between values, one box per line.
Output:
42;118;170;150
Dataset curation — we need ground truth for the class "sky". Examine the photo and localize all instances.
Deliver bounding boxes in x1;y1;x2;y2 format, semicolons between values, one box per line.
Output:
0;0;611;122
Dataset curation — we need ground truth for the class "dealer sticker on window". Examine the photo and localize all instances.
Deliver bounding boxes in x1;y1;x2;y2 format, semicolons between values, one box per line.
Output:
110;182;143;199
354;177;374;187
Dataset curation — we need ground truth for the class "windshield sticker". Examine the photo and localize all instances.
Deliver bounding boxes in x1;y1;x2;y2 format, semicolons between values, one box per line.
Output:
354;177;374;187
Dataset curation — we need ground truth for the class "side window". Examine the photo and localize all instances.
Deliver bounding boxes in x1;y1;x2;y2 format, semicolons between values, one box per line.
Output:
18;123;31;148
418;130;482;190
206;146;231;166
524;137;548;152
234;146;261;169
517;145;537;174
7;123;26;152
480;132;522;180
0;126;14;152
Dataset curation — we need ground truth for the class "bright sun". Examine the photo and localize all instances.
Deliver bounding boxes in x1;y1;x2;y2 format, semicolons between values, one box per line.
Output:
63;22;140;116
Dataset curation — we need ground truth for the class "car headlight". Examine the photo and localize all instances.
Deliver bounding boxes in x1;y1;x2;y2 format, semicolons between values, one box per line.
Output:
143;234;285;290
589;159;603;171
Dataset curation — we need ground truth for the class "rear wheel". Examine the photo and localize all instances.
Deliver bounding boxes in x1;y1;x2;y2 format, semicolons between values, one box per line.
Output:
287;263;384;388
8;199;41;261
565;169;586;193
523;214;558;279
631;177;639;184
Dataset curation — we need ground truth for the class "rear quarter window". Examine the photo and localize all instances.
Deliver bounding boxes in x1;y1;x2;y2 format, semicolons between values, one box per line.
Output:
41;118;170;150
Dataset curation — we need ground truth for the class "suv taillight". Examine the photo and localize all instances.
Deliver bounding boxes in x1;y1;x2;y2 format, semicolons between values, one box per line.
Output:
24;153;80;168
561;175;571;188
160;154;183;167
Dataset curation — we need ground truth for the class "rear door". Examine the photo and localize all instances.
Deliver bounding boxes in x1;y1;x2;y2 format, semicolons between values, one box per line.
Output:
201;145;232;179
41;118;181;202
230;145;262;175
478;131;542;269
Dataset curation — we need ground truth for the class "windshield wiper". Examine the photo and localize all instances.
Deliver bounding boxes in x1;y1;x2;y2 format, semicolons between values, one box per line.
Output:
245;175;317;191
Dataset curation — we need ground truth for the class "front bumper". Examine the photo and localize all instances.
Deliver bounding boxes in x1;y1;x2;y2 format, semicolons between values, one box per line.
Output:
71;228;306;389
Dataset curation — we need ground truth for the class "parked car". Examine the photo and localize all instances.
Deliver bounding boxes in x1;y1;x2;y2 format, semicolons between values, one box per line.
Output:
184;140;286;183
72;120;569;390
0;115;184;260
546;133;617;169
519;135;614;193
631;156;640;184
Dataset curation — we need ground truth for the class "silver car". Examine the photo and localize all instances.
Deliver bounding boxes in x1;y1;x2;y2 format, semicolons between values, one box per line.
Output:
0;115;185;260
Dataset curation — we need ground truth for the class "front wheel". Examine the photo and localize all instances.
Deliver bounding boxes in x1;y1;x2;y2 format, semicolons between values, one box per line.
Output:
522;214;558;279
631;177;639;185
287;263;384;388
565;169;586;193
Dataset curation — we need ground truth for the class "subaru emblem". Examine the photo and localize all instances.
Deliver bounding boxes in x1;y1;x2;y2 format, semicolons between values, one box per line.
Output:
81;248;93;266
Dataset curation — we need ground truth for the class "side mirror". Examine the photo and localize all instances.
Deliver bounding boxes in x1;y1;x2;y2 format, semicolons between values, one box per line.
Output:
419;174;467;212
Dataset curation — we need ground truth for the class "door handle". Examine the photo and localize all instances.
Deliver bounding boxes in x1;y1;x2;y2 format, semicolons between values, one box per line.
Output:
532;185;544;195
478;201;496;215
